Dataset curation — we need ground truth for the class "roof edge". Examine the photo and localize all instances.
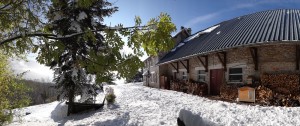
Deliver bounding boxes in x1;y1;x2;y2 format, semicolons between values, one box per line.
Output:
157;41;300;65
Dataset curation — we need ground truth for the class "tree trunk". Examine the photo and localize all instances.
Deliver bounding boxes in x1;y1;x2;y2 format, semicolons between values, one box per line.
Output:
67;84;75;116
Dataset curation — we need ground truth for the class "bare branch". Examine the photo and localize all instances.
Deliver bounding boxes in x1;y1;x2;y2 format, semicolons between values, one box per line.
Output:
0;2;13;10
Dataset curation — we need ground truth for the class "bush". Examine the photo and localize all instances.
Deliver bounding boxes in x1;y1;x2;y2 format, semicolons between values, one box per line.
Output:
0;54;31;125
105;86;116;104
106;93;116;104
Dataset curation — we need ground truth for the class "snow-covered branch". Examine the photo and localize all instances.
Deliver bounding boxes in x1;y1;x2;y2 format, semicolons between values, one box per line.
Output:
0;32;56;46
0;23;160;46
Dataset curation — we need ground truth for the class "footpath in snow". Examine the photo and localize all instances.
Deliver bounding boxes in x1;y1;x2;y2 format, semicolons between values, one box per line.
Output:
9;82;300;126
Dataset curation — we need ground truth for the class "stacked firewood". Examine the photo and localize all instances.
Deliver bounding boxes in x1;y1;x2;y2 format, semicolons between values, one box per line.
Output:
255;85;300;106
198;84;208;96
187;81;208;96
256;85;273;105
257;73;300;106
187;82;197;94
260;73;300;94
220;84;238;100
170;80;207;96
170;80;181;91
273;93;300;107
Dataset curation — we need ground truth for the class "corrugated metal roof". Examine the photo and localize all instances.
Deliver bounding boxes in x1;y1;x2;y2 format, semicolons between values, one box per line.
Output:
158;9;300;65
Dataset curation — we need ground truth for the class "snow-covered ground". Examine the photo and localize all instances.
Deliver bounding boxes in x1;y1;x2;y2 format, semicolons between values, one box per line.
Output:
8;82;300;126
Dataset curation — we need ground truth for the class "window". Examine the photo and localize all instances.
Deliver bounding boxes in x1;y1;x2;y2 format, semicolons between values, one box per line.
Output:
151;73;157;83
154;73;157;83
229;68;243;83
198;70;206;82
182;71;187;80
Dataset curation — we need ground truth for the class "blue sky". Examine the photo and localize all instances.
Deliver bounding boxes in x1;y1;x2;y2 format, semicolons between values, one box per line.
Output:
105;0;300;34
13;0;300;81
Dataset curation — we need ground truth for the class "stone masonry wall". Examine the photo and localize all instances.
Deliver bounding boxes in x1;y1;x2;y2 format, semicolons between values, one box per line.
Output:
159;44;299;94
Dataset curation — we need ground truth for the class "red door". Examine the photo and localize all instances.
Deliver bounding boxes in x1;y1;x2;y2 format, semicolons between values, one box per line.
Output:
210;69;224;95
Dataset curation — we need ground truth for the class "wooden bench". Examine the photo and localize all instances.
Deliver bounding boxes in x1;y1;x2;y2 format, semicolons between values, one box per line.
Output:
66;102;104;114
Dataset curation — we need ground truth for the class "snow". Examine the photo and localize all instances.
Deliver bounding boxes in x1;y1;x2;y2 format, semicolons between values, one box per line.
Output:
71;67;78;83
91;18;97;27
108;26;122;30
171;43;185;52
179;109;214;126
78;86;90;103
177;43;185;48
58;74;65;84
203;25;220;33
77;11;87;21
104;86;115;95
9;82;300;126
171;25;220;52
184;24;220;42
53;12;63;21
69;21;82;32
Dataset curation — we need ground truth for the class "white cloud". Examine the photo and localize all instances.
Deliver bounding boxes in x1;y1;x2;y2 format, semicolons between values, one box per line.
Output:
10;55;54;82
184;2;265;28
184;12;219;29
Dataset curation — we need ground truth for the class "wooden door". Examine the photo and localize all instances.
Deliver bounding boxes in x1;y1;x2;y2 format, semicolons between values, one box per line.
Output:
210;69;224;95
160;76;170;89
160;76;165;89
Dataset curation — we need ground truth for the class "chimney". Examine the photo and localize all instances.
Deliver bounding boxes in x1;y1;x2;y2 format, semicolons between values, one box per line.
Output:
181;26;185;30
187;28;192;36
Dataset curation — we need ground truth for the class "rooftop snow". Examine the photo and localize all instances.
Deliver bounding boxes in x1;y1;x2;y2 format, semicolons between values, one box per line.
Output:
171;42;185;52
184;24;220;42
170;25;220;52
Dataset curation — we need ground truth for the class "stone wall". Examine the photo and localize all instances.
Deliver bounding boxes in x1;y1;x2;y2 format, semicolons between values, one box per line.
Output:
259;44;296;73
159;44;300;94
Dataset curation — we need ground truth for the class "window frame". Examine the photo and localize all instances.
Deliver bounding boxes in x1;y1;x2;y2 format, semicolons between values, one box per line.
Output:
228;67;243;83
182;71;188;80
197;70;206;82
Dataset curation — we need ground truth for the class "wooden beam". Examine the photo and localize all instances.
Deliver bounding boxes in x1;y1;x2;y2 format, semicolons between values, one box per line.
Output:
170;62;178;73
179;60;189;73
170;63;176;70
186;59;189;73
179;61;187;69
217;52;227;71
250;47;258;71
176;62;179;73
197;56;208;72
296;45;300;70
205;56;208;72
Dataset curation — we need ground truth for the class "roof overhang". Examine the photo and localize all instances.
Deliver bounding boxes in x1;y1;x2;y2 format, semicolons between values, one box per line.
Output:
157;41;300;65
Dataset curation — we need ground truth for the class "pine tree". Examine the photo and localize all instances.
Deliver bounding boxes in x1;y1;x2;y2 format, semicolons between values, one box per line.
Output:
0;0;176;116
38;0;118;115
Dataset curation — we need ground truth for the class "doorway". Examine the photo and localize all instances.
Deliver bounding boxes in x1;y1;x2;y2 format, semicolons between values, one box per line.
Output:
210;69;224;95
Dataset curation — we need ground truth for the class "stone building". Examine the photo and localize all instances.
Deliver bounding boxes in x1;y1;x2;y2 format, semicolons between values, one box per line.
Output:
157;9;300;95
143;27;191;88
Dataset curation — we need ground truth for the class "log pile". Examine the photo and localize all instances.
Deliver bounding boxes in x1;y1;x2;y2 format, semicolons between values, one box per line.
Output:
257;73;300;106
170;80;183;91
260;73;300;95
256;85;273;105
170;80;207;96
187;81;208;96
273;94;300;107
220;84;238;100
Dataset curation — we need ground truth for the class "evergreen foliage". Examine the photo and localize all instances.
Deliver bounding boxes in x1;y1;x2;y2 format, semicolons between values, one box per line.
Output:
0;0;177;115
